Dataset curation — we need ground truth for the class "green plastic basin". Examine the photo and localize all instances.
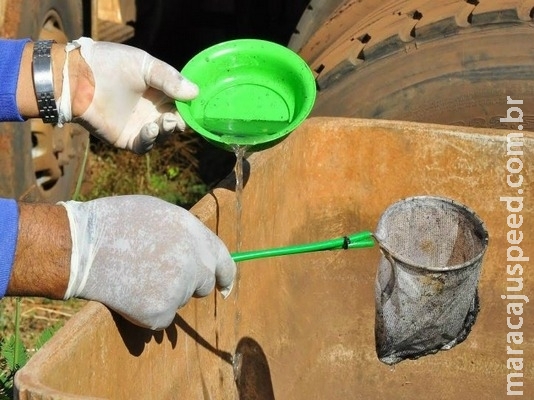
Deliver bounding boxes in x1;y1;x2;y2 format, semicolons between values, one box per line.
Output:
176;39;316;151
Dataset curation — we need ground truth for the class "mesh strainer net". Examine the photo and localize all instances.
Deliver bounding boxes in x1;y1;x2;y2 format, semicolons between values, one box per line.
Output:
374;196;489;365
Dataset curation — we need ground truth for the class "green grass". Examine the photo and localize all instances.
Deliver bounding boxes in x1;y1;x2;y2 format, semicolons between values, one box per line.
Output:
0;297;85;398
81;130;208;207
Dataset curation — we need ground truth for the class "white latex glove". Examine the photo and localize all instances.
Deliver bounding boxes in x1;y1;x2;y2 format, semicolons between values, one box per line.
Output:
58;195;235;330
58;37;199;154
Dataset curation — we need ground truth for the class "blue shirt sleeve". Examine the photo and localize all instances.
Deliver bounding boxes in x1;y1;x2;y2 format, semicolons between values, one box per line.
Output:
0;38;31;122
0;198;18;297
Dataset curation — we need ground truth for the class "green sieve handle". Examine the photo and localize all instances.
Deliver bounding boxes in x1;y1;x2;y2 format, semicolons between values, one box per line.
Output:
231;230;374;262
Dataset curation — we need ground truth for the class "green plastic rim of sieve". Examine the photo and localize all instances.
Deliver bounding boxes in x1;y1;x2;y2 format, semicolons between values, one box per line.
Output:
176;39;317;152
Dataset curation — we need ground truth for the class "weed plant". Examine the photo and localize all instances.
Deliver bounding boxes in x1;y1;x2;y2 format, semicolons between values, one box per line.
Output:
0;298;66;398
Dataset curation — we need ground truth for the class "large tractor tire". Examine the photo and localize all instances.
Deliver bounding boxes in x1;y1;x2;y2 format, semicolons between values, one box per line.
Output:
289;0;534;131
0;0;89;202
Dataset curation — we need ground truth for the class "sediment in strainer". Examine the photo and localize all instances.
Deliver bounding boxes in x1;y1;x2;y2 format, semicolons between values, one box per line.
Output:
374;196;489;365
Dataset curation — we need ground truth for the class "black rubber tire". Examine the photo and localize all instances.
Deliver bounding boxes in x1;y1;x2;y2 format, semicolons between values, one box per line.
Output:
289;0;534;132
0;0;89;202
288;0;345;52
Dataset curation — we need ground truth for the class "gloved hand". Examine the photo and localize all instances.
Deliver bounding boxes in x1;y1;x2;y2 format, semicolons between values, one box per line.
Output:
58;195;235;330
58;37;199;154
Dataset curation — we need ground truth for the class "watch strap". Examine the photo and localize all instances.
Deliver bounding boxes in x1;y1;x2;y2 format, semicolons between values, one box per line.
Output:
32;40;59;124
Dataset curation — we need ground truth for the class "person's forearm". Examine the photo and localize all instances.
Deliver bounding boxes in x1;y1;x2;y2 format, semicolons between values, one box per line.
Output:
16;41;93;119
6;203;70;299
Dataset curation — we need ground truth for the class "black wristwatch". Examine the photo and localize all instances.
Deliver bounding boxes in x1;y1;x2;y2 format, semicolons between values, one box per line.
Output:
32;40;59;124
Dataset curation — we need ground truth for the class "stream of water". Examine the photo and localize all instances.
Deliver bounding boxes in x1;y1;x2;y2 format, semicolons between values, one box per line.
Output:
231;145;248;399
209;144;248;392
231;144;247;355
232;145;247;254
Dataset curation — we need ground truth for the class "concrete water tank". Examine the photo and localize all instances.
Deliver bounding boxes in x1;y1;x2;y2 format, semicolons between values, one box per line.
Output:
15;117;533;399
